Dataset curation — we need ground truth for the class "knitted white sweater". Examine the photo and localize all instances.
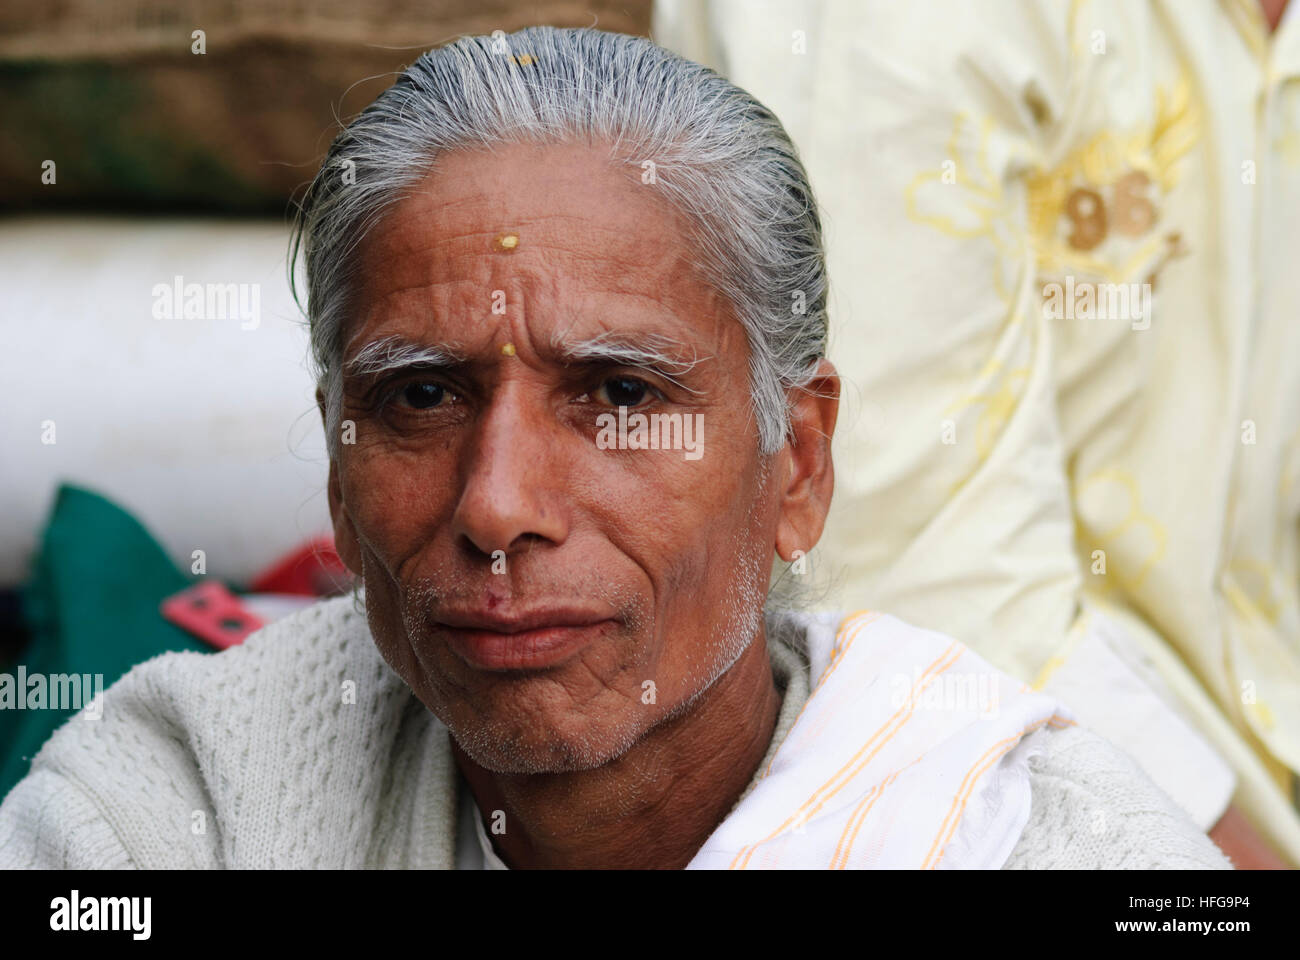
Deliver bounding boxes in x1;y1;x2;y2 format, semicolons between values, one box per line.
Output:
0;596;1231;869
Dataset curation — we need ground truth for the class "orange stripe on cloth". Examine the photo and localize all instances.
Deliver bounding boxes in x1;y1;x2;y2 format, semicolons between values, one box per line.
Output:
831;767;905;869
816;611;878;688
762;611;882;779
921;713;1077;869
730;639;964;869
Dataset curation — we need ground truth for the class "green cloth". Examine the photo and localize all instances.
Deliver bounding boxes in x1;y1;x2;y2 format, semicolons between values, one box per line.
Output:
0;485;208;799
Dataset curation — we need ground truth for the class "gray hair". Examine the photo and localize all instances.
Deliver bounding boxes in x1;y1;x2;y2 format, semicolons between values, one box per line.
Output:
290;25;828;457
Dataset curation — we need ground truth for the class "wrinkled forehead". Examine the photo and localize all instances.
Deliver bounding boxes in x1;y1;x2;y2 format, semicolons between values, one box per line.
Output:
342;140;744;364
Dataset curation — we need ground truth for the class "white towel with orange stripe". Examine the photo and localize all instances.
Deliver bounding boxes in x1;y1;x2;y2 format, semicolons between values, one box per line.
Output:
688;610;1078;869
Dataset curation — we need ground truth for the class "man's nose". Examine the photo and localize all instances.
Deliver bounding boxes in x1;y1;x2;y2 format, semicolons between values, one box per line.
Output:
449;384;570;559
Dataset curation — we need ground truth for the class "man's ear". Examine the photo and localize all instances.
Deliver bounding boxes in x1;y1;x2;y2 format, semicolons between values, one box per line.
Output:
318;388;363;578
773;359;839;564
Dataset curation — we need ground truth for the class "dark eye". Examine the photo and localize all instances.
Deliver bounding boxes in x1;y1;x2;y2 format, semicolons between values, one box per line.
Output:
596;376;651;408
399;381;446;410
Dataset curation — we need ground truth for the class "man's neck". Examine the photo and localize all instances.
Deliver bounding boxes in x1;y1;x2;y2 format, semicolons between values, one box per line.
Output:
451;630;783;869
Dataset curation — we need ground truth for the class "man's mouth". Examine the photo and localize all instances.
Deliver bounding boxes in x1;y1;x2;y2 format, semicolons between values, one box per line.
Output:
433;605;618;671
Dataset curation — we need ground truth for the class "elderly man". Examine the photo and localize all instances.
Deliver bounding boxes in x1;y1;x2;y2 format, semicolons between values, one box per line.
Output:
0;26;1228;869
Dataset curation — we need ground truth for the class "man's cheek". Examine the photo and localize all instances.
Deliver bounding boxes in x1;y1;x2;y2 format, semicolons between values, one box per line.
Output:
639;542;714;671
344;457;443;552
360;566;418;678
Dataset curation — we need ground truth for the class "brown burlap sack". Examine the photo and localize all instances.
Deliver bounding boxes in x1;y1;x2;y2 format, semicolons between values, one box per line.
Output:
0;0;653;213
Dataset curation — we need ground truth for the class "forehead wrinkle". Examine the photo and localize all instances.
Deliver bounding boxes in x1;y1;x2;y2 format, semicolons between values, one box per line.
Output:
363;164;702;285
377;170;686;263
357;275;475;312
359;221;674;318
355;249;708;354
403;222;676;284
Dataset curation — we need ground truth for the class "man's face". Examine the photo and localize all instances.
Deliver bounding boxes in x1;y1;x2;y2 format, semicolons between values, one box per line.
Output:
328;140;782;773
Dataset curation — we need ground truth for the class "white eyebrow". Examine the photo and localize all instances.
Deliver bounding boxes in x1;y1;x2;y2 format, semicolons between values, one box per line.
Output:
550;330;710;393
342;330;711;393
344;335;464;378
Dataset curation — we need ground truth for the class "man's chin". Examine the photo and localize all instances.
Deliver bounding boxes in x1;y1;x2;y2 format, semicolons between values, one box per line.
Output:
445;710;647;775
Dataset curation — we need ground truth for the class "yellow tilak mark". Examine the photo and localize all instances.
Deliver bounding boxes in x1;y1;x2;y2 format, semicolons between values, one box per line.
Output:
494;232;519;252
501;342;516;357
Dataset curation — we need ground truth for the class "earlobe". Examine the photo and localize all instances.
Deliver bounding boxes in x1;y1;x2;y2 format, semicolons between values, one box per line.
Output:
773;448;801;562
774;521;800;564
